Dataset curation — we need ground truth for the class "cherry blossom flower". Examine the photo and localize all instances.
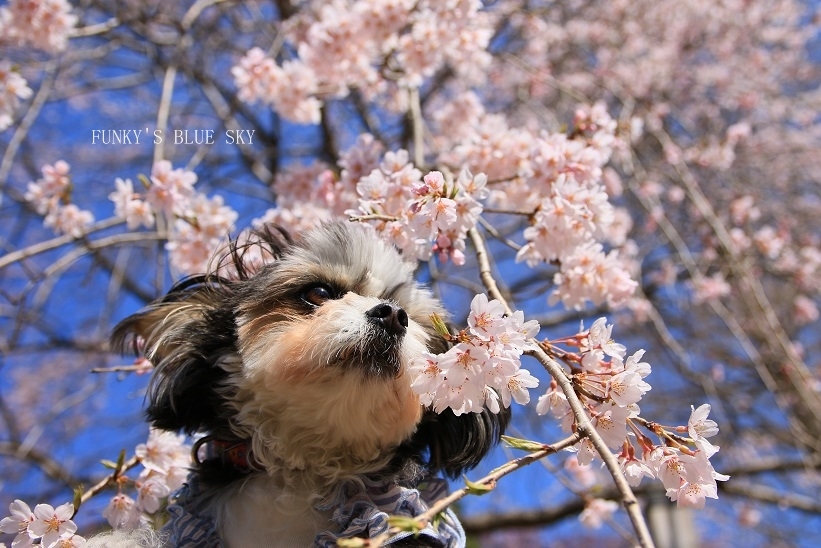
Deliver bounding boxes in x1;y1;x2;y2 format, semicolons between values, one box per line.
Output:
258;204;335;239
535;380;570;418
607;370;649;406
54;535;86;548
409;353;444;407
146;160;197;218
653;449;688;492
550;243;637;310
109;178;155;229
579;498;618;529
793;295;819;326
348;153;486;264
24;161;71;215
129;431;191;513
499;369;540;407
135;475;171;514
729;195;760;226
753;225;786;259
690;272;732;305
0;0;77;53
28;503;76;548
0;60;32;131
589;402;631;450
467;293;507;338
623;349;652;378
620;453;655;487
666;481;718;510
688;404;719;441
102;494;140;531
24;161;95;237
232;0;493;123
338;134;385;192
575;438;598;466
535;317;727;503
43;203;94;238
738;505;762;527
564;456;598;488
135;429;189;476
583;317;626;360
0;499;35;548
166;192;238;275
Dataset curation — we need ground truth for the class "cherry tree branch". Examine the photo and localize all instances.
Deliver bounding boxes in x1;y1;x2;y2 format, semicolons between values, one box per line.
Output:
0;441;81;487
0;217;125;271
468;226;656;548
78;455;140;508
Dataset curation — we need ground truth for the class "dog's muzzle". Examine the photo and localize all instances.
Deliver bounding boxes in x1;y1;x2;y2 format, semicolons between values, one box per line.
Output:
365;303;408;337
346;302;408;377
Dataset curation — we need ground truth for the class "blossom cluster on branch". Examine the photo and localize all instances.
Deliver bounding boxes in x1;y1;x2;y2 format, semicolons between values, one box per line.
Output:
102;430;190;532
24;161;94;238
536;318;728;509
107;161;237;275
0;500;84;548
409;293;540;414
232;0;493;123
0;0;75;129
0;429;190;547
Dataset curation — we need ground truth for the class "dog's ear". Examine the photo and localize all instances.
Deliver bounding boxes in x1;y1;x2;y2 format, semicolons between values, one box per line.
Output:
111;277;238;437
111;225;291;436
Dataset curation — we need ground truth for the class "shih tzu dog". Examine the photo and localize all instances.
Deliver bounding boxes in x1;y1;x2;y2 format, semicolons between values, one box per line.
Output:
111;222;508;547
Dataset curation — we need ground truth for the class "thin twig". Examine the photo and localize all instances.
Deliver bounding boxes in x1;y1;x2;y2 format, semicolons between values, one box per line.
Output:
0;217;124;271
0;60;58;192
408;86;425;168
90;365;153;374
71;17;120;37
371;433;582;547
78;455;141;507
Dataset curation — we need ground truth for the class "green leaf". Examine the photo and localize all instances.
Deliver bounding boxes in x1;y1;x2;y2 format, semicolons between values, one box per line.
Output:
100;459;119;469
501;435;548;452
387;515;423;535
72;486;83;517
464;476;495;495
430;313;451;339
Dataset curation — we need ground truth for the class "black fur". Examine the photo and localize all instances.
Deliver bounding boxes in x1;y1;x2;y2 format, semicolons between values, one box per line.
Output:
111;278;237;438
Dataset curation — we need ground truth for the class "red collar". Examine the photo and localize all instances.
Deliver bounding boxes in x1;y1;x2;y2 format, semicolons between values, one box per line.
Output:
193;436;255;471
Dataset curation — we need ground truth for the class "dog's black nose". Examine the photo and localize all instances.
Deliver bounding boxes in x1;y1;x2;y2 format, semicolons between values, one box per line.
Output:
366;303;408;336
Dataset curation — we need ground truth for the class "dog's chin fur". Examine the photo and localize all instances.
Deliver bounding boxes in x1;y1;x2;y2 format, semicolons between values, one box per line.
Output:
111;222;509;546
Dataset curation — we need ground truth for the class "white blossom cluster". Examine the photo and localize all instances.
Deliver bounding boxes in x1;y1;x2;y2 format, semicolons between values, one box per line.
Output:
535;318;728;509
108;161;238;275
24;161;94;238
101;429;190;531
0;429;190;547
408;294;540;415
231;0;493;123
0;0;76;130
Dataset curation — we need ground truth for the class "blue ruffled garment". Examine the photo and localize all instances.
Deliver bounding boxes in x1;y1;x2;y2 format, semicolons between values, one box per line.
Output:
315;475;465;547
163;473;466;547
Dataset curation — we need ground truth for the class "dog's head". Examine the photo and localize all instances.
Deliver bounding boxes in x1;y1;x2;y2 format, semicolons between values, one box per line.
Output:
113;222;507;487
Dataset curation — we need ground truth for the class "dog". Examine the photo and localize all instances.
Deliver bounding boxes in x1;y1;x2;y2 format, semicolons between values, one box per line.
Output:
111;222;508;547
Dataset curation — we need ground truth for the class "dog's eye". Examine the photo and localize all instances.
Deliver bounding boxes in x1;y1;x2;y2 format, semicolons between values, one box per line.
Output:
302;284;334;307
